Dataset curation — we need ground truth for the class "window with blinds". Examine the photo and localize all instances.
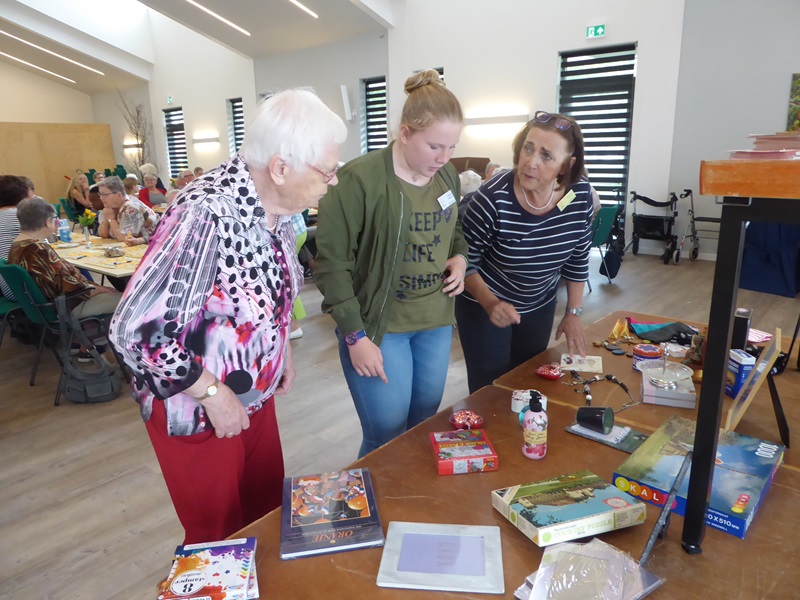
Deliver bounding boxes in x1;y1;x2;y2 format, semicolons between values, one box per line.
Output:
228;97;245;154
163;107;188;178
363;76;388;153
558;44;637;204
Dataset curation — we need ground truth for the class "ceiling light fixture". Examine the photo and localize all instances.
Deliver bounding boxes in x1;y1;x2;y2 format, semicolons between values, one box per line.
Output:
0;29;105;75
183;0;251;36
0;51;75;84
287;0;319;19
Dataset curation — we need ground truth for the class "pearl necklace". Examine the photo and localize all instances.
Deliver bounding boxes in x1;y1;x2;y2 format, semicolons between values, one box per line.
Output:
521;180;557;212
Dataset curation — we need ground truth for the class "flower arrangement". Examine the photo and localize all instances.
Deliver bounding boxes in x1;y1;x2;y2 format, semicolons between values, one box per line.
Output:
77;209;96;229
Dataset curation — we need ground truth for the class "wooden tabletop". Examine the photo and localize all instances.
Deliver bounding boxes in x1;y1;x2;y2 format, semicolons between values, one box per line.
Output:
234;386;800;599
493;311;797;469
51;236;147;278
699;159;800;199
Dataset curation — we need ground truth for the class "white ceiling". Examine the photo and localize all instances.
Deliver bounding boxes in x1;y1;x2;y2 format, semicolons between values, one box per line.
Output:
0;17;147;95
0;0;387;96
137;0;388;58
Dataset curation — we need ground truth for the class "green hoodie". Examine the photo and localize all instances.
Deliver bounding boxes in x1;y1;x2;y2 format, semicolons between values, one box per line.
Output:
314;144;466;346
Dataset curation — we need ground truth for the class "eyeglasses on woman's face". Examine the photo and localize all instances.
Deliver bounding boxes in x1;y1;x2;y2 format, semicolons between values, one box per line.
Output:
534;111;574;131
305;162;339;184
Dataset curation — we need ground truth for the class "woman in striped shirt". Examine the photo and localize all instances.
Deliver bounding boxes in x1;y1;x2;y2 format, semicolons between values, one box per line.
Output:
456;112;592;393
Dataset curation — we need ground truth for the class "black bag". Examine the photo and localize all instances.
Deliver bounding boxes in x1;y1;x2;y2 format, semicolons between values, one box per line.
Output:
599;250;623;279
56;296;121;404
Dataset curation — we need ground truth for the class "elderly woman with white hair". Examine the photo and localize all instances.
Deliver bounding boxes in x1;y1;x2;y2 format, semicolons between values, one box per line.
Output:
109;89;347;544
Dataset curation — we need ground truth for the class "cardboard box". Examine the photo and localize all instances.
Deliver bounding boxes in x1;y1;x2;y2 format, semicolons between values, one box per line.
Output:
726;349;755;398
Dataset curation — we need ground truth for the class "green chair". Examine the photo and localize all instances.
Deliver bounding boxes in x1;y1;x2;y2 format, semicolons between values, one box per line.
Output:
59;198;80;230
0;261;124;404
0;294;23;349
587;205;620;291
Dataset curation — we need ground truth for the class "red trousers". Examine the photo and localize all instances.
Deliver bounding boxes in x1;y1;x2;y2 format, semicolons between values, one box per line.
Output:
145;398;284;544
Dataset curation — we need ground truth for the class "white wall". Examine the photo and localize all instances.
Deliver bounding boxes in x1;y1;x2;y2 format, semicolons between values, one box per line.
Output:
254;32;389;162
0;61;94;123
144;11;257;178
91;83;153;173
668;0;800;259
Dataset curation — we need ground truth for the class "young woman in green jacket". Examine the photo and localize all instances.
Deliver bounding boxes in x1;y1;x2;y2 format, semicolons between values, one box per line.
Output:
315;69;468;457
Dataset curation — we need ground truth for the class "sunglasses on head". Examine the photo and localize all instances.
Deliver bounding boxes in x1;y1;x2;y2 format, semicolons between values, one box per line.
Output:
534;111;574;131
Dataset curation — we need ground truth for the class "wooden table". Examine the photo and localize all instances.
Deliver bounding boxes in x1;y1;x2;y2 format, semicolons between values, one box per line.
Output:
234;386;800;599
51;236;147;278
493;310;797;469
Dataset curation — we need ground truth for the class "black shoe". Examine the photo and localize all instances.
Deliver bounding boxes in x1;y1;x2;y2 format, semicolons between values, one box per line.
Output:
304;267;313;279
77;351;93;363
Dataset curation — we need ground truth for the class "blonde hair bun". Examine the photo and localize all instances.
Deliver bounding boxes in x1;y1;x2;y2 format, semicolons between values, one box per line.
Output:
404;69;444;95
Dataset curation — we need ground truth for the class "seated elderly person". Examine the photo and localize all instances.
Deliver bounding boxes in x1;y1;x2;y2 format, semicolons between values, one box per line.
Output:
8;197;121;357
138;173;168;207
97;176;158;246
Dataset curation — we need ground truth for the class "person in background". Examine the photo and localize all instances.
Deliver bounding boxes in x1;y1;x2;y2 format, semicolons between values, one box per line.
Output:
457;169;482;220
140;163;167;193
9;197;120;360
165;189;180;205
138;173;167;208
314;69;468;458
455;111;592;393
289;212;308;340
193;166;204;178
179;169;195;189
123;174;140;201
88;171;106;211
109;89;347;544
67;170;92;213
484;161;501;181
0;175;32;300
97;176;158;246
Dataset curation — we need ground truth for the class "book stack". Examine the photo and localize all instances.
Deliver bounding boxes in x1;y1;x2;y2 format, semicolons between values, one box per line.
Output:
492;470;646;547
157;537;258;600
429;429;499;475
729;132;800;159
614;415;784;538
279;468;385;559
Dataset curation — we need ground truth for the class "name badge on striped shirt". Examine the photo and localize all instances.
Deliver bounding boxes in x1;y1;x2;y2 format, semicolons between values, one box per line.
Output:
437;190;457;210
557;189;577;212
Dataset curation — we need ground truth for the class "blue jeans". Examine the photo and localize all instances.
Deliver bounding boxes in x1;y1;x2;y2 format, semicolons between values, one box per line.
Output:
338;326;452;457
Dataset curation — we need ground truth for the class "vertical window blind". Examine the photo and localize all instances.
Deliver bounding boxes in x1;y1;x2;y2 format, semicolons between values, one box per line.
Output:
163;107;188;178
558;44;637;204
363;76;388;153
228;97;245;154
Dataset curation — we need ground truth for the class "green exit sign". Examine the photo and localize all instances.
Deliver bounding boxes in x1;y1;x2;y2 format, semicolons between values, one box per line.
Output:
586;24;606;38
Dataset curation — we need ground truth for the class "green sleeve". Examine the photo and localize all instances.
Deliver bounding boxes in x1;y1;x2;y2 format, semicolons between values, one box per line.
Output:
312;169;367;336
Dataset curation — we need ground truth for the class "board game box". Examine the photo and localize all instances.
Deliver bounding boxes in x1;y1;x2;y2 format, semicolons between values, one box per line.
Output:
613;415;784;539
429;429;499;475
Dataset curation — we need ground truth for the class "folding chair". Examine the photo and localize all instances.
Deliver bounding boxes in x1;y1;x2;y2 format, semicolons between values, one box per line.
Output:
587;205;620;291
0;262;126;404
0;293;23;349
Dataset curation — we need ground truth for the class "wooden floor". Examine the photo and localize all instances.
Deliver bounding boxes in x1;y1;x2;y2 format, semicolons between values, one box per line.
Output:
1;251;797;599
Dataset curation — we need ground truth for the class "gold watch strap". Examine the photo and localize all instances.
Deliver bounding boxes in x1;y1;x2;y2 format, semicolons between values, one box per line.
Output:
195;376;220;402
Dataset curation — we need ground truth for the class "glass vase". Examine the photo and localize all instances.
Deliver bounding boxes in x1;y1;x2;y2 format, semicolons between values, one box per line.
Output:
83;227;93;248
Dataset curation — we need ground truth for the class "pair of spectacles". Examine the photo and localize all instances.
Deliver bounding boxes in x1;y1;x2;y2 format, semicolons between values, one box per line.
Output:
98;191;117;197
305;162;339;184
534;111;574;131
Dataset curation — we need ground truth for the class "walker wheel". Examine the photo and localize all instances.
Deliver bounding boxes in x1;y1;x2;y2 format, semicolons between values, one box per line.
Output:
632;237;639;255
690;246;699;260
662;251;671;265
674;249;681;264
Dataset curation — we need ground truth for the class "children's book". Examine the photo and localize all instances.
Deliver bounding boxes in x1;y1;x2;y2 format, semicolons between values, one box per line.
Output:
429;429;499;475
279;468;385;560
376;521;505;594
614;415;784;539
157;537;258;600
492;470;646;547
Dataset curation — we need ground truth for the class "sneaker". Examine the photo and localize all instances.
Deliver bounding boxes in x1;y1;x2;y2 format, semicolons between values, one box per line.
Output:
303;267;313;279
289;327;304;340
77;351;94;363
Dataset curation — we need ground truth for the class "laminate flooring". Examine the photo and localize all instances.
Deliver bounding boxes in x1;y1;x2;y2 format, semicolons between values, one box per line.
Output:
1;252;797;599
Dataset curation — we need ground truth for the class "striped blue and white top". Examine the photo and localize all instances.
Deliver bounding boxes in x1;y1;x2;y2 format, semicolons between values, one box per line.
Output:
461;170;592;313
0;208;20;299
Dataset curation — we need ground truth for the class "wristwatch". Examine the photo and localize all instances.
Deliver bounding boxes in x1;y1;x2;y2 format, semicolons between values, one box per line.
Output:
345;329;367;346
195;376;220;402
566;306;583;317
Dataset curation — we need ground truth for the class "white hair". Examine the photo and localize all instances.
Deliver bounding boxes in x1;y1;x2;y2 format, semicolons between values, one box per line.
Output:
459;169;482;195
240;89;347;171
